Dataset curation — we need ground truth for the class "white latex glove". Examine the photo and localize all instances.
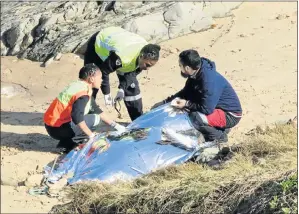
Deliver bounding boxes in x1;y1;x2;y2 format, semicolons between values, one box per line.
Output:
88;132;98;139
114;123;126;133
104;94;113;106
170;98;180;107
114;89;125;102
170;97;187;109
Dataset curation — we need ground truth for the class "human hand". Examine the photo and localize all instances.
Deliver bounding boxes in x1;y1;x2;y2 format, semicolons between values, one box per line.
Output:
104;94;113;106
110;121;126;133
114;123;126;133
171;98;187;109
88;132;98;139
114;89;125;102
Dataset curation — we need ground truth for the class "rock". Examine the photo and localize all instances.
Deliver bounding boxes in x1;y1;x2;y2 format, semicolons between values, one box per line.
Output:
1;83;28;98
1;39;8;56
1;1;242;62
75;42;88;55
203;2;243;18
54;52;62;61
2;15;40;55
1;86;17;98
41;56;54;67
1;176;19;187
115;2;143;13
4;23;25;54
18;181;26;186
123;12;169;43
35;15;60;37
25;174;44;187
164;2;214;39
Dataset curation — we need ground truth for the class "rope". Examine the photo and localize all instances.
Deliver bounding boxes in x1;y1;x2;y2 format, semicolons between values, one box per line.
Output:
114;99;123;119
46;156;58;183
28;156;59;197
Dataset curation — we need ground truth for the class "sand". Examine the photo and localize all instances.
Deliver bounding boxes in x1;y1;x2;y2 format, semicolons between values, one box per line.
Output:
1;2;297;213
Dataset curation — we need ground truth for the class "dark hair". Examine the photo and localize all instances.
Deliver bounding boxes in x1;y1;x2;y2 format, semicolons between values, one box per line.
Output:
79;63;100;80
179;49;202;70
140;44;161;61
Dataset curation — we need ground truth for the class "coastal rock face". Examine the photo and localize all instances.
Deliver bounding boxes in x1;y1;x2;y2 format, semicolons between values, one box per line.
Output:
1;1;243;63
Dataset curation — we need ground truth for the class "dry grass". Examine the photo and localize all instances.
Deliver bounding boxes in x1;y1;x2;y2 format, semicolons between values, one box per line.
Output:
51;122;297;214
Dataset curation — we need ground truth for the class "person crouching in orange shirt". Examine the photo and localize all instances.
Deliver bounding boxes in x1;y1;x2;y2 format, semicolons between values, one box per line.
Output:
44;63;126;153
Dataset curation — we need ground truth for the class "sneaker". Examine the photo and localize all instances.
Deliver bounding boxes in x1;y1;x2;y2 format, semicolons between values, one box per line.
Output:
224;128;231;134
207;159;222;169
56;139;77;154
218;132;228;143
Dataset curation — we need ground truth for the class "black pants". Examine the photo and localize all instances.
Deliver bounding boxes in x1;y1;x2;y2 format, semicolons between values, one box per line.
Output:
117;72;143;121
45;123;77;151
189;111;241;142
84;31;143;121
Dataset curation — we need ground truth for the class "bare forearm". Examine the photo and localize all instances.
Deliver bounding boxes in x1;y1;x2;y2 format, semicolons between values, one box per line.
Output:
100;112;126;132
99;112;114;126
77;121;93;137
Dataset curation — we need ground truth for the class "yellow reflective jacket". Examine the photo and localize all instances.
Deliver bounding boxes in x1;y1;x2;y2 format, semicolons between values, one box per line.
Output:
94;26;148;73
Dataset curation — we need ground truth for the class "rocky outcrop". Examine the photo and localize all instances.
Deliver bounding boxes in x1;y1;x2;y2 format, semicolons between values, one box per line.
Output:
1;1;243;63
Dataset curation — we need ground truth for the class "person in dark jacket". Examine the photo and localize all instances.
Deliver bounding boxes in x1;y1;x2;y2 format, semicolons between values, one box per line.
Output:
84;26;161;121
151;50;242;142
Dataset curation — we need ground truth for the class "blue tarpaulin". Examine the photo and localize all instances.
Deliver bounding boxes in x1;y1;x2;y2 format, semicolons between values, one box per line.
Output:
44;104;217;184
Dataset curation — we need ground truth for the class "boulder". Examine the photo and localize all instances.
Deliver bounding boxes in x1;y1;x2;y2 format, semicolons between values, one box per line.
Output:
1;39;8;56
163;2;215;39
1;1;243;62
203;2;243;18
123;12;169;43
1;82;29;98
1;176;20;187
114;2;144;13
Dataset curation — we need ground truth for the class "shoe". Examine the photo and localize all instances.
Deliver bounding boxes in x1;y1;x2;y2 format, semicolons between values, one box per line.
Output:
218;132;228;143
207;159;222;169
206;147;234;169
56;139;77;154
224;128;231;134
